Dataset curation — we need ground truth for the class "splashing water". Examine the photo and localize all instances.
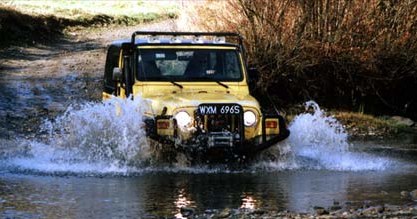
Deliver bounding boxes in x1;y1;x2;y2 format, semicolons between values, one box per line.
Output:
3;97;153;175
1;99;404;175
256;101;395;171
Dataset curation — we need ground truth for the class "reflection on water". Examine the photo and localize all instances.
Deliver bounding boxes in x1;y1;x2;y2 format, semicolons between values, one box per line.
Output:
1;168;417;218
174;188;193;218
240;195;256;210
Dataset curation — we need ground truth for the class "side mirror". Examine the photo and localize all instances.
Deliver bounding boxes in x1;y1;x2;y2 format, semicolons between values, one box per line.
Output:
248;67;259;83
112;67;122;81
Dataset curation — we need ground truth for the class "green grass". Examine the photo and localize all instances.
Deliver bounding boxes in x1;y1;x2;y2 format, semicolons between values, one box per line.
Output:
0;0;179;19
0;1;179;46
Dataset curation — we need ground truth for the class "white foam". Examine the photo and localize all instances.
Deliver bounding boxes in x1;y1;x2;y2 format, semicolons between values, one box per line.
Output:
1;100;404;175
255;101;395;171
4;97;153;175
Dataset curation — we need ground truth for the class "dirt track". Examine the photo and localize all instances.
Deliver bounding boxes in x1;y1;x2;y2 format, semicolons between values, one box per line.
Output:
0;20;178;138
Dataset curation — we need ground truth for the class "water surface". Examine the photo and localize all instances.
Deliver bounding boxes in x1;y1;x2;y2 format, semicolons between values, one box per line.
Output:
1;166;417;218
1;100;416;218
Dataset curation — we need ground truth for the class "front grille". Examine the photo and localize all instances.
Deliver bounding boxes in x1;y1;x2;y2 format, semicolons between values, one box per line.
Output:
208;132;234;147
192;105;244;147
194;113;242;133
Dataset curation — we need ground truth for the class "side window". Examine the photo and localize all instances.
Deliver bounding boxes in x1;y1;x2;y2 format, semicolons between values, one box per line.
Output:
224;51;240;79
104;46;120;93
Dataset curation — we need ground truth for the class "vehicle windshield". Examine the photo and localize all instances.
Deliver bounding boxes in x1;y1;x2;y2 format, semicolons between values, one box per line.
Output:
137;48;243;81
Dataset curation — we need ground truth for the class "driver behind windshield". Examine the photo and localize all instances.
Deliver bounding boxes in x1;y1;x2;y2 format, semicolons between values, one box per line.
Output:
137;49;241;81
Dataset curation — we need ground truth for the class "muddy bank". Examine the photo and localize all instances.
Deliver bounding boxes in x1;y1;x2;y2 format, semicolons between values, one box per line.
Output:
172;189;417;218
176;202;417;219
283;104;417;139
334;112;417;139
0;6;175;47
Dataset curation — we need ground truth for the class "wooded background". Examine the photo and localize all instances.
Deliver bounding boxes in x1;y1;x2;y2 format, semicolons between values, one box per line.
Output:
187;0;417;119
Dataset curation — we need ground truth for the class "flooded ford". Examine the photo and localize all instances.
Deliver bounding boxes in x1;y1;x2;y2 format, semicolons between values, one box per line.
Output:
1;8;417;219
1;96;416;217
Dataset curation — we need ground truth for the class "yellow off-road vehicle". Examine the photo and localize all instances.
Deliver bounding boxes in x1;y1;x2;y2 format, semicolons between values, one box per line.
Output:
103;31;289;162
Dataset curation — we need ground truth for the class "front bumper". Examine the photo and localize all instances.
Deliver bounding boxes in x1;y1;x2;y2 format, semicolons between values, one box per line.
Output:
145;114;290;158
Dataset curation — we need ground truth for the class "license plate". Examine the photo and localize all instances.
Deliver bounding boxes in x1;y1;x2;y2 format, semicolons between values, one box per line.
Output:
198;104;242;115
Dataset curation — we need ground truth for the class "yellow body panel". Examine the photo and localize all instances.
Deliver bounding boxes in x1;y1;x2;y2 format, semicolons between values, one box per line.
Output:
102;92;112;100
103;44;268;141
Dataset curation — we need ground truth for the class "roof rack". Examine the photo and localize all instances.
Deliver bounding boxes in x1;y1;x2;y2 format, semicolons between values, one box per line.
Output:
131;31;244;46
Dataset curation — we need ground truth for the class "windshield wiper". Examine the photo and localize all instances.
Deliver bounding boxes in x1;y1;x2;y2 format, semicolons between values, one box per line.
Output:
170;81;183;89
216;81;229;89
187;76;229;89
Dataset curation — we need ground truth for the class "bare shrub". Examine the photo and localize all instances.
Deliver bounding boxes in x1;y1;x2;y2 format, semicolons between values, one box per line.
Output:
186;0;417;118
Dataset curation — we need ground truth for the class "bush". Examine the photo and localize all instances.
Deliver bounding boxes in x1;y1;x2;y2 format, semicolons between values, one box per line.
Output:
186;0;417;119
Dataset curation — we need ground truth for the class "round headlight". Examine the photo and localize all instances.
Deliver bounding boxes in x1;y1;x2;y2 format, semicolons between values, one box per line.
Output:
174;111;191;127
244;111;257;127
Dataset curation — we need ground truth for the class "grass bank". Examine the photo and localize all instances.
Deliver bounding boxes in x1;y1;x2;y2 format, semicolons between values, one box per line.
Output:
332;111;414;138
0;1;178;47
285;105;415;139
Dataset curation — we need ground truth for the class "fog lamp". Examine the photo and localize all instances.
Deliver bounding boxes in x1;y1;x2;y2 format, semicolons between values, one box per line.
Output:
192;36;204;44
147;36;160;43
214;36;226;44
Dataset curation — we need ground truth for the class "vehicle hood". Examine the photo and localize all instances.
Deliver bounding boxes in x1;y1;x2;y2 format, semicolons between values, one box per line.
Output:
145;91;260;115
